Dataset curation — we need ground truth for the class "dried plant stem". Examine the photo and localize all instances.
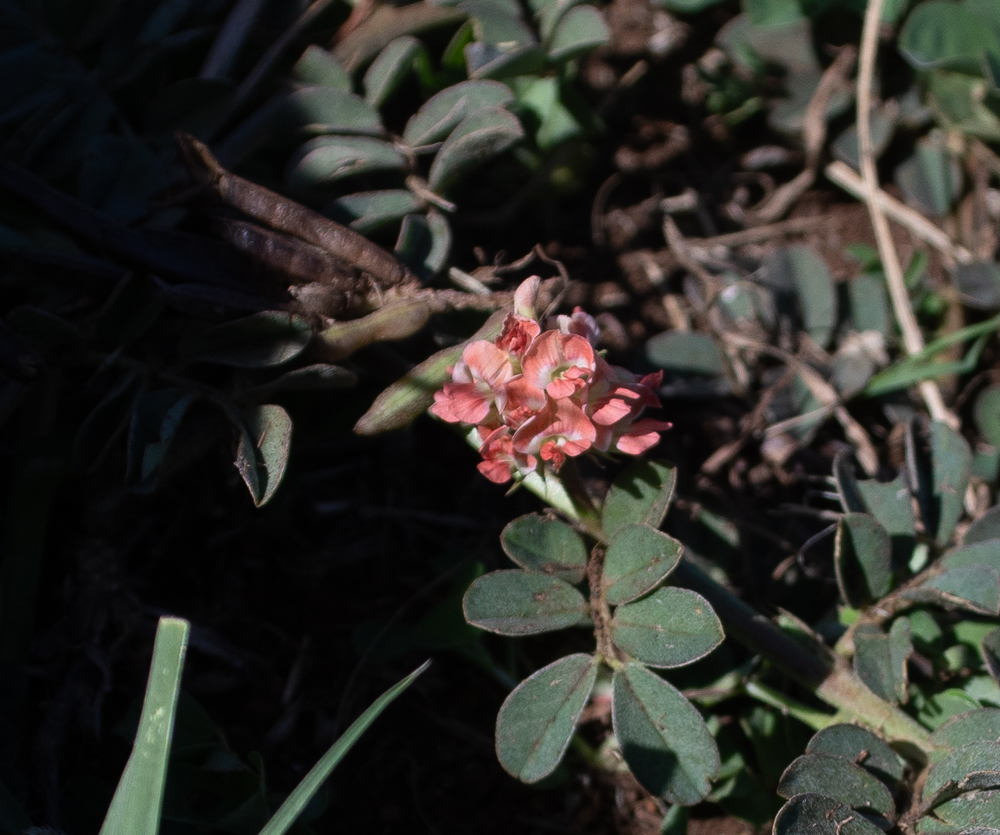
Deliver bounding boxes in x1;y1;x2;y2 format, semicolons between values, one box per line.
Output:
825;161;973;264
856;0;957;427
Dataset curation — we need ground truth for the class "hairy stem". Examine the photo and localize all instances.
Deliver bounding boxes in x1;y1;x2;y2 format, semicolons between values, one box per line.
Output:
587;545;621;669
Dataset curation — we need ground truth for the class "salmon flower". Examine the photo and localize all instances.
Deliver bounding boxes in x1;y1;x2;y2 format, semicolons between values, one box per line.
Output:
431;277;670;483
430;340;513;425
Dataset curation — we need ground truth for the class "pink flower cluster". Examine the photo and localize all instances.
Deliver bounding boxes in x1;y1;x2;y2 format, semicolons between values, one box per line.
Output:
431;277;671;484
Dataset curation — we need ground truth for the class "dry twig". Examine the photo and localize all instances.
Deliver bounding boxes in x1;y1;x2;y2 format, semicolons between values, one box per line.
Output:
825;160;974;264
856;0;958;427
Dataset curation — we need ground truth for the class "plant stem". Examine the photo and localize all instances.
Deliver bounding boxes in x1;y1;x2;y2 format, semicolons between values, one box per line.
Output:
673;560;933;757
587;545;621;669
856;0;956;427
744;681;837;732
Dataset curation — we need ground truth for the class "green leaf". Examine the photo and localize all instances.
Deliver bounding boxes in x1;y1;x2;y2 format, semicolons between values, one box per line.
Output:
956;261;1000;311
941;541;1000;572
465;41;547;79
745;0;803;26
831;107;896;171
427;106;524;194
324;189;421;234
777;753;895;823
773;794;885;835
463;569;590;635
501;514;589;583
765;246;837;349
462;0;536;43
233;404;293;508
602;460;677;539
241;364;356;399
908;564;1000;616
355;310;506;435
805;724;904;785
921;789;1000;831
401;79;515;146
73;372;146;475
534;0;581;39
899;0;1000;72
258;660;429;835
393;211;451;279
924;741;1000;807
546;5;609;63
293;45;352;91
856;476;917;568
278;87;383;136
928;70;1000;142
612;662;720;804
833;461;915;568
286;137;407;192
967;514;1000;552
611;587;723;668
603;525;682;606
894;134;962;217
976;386;1000;448
835;513;893;607
932;708;1000;749
931;420;973;547
853;620;911;704
180;312;312;368
126;389;195;494
363;37;425;108
984;628;1000;688
645;331;725;377
849;274;891;337
99;617;189;835
495;653;598;782
513;75;586;150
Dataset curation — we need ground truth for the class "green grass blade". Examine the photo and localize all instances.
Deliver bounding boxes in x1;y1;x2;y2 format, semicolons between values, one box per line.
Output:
258;659;430;835
99;617;189;835
864;334;989;397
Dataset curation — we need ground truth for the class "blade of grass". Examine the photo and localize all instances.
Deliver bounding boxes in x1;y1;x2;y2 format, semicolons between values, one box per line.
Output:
258;659;431;835
99;617;189;835
864;334;990;396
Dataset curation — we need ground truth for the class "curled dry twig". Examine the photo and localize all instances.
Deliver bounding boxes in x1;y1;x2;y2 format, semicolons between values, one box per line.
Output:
743;46;857;226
